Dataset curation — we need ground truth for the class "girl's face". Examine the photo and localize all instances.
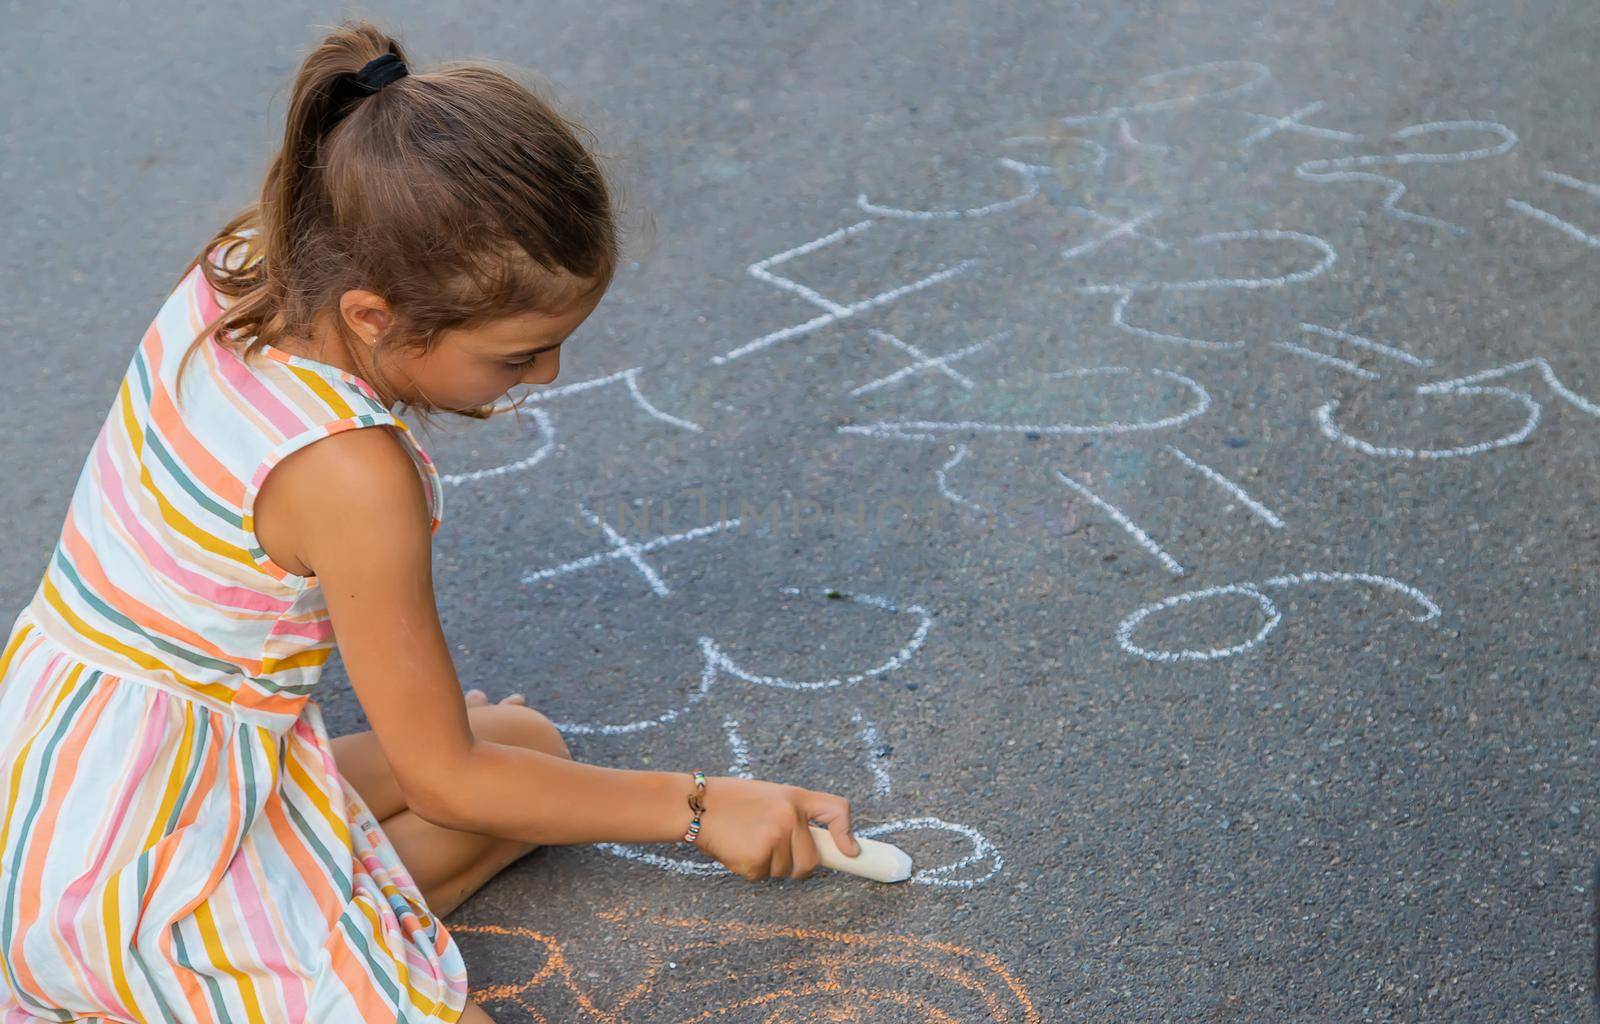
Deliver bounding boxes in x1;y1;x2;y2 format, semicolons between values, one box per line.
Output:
326;284;605;413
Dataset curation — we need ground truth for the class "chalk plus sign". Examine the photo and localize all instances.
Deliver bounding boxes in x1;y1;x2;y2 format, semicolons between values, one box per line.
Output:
1237;101;1363;149
850;327;1012;396
521;502;742;596
1060;206;1168;260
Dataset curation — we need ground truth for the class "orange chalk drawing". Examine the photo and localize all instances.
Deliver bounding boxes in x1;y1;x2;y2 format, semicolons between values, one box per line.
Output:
449;906;1040;1023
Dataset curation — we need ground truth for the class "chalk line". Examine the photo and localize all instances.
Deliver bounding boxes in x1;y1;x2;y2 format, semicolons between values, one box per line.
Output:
1001;134;1109;177
1272;340;1382;379
1163;446;1285;528
1117;117;1169;152
1506;169;1600;249
1506;198;1600;247
438;408;557;484
856;157;1049;220
851;708;893;797
491;366;702;432
1417;357;1600;416
1259;571;1440;622
1298;322;1433;368
1540;169;1600;199
1053;469;1185;576
624;370;704;432
935;443;1007;522
722;715;755;779
1107;291;1245;351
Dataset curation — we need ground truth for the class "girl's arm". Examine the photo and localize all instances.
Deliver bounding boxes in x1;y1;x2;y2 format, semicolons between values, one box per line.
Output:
257;426;857;866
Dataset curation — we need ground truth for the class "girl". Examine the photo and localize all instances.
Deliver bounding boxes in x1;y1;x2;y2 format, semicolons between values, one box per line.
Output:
0;19;861;1024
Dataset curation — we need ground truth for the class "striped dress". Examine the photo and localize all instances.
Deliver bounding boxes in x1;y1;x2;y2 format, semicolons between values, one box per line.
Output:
0;247;469;1022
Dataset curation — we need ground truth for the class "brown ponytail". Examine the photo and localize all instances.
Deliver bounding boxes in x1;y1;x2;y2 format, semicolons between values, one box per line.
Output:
173;18;636;427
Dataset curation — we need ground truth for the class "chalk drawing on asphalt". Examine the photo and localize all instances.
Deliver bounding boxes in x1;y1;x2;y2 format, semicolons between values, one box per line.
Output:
838;366;1211;441
1316;385;1541;459
522;503;743;597
712;219;980;364
549;589;931;736
1116;571;1442;662
1292;120;1518;235
1238;100;1364;149
1505;169;1600;248
855;156;1052;221
438;407;557;485
849;327;1013;397
452;911;1040;1023
490;366;702;434
1076;228;1339;350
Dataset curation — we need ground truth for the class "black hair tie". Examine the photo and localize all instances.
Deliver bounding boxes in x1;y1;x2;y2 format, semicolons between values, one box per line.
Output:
350;52;408;95
325;52;408;127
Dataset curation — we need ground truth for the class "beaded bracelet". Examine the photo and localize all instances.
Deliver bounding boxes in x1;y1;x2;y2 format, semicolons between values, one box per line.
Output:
682;770;707;844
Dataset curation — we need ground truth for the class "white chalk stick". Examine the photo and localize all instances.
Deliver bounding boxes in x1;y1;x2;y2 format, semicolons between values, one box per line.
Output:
808;825;914;882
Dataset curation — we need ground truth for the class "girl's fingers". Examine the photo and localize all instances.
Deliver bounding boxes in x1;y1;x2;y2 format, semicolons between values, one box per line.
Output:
790;812;821;879
803;792;859;856
768;829;793;881
499;693;526;705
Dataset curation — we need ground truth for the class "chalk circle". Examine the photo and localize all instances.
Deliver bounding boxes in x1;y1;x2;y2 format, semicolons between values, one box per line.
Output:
856;816;1004;888
840;367;1211;441
1116;584;1282;663
705;587;933;692
1316;384;1541;459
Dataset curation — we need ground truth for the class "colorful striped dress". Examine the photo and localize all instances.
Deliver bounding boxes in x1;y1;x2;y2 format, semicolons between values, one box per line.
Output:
0;247;469;1022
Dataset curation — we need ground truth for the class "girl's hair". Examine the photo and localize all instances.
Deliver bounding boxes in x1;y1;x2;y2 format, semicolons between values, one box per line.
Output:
173;19;638;427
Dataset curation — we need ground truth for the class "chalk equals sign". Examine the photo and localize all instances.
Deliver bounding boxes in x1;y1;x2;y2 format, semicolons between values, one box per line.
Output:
1271;322;1434;380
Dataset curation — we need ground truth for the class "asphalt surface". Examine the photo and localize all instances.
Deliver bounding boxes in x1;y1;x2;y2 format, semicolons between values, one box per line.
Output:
4;2;1599;1020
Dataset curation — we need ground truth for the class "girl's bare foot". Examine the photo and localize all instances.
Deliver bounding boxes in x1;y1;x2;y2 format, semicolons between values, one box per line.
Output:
464;688;527;708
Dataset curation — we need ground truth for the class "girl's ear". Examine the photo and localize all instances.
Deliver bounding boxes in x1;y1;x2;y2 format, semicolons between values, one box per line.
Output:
338;289;393;344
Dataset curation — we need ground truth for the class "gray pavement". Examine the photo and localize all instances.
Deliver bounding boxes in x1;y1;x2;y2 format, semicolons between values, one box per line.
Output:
4;1;1599;1020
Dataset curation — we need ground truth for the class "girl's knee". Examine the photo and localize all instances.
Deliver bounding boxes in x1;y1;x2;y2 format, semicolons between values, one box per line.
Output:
467;703;572;761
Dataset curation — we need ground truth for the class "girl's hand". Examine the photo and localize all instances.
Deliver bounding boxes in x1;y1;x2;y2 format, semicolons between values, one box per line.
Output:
691;775;859;881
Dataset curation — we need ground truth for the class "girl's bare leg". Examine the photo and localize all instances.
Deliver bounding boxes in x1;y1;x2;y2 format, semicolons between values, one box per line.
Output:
459;999;497;1022
331;690;573;916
